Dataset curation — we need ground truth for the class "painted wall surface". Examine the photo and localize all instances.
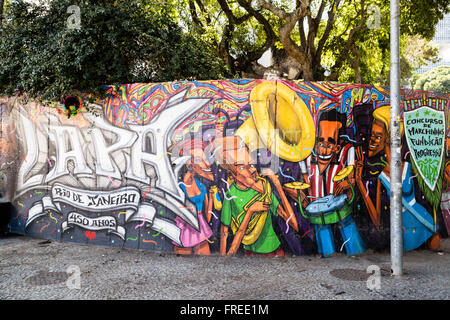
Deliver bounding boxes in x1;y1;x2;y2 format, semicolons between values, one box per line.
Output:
1;80;449;257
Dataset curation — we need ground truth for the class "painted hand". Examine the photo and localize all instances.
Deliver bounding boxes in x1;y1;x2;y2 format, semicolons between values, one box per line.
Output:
248;201;270;214
355;146;364;182
334;180;349;196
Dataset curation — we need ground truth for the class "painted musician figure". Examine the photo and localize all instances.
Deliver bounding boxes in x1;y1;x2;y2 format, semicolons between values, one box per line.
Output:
355;106;437;252
292;109;366;257
171;139;222;255
212;136;299;257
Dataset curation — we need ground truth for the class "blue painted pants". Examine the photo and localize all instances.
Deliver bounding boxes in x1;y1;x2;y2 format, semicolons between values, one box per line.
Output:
314;215;366;257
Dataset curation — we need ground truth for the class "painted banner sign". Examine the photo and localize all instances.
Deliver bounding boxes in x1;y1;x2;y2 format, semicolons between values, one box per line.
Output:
25;183;181;243
404;99;447;191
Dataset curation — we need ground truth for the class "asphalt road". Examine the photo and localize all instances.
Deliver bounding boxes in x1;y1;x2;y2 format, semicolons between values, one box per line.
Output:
0;234;449;301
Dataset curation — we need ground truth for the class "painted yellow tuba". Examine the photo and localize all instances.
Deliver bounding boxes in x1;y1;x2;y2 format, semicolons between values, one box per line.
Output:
235;81;316;162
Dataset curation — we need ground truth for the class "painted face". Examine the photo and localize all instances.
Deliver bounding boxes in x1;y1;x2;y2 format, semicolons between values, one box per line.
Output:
232;162;259;189
368;119;388;157
212;135;262;191
316;120;342;167
227;147;260;189
188;148;214;181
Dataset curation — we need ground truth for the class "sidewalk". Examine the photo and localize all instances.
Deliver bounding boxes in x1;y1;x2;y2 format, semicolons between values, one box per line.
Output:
0;234;449;300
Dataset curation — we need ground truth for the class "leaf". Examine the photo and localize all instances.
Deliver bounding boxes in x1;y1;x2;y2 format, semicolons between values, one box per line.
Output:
0;0;229;103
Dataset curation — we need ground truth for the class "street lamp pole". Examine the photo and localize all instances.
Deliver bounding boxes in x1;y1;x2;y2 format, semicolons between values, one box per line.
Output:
390;0;403;276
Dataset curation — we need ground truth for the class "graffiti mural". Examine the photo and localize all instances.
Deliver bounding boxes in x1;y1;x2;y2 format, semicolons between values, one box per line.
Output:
1;80;449;257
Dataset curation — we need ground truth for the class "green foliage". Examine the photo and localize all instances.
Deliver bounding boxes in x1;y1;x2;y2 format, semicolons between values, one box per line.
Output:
172;0;279;76
409;66;450;93
400;0;450;40
322;0;447;85
400;36;440;84
174;0;449;83
0;0;230;103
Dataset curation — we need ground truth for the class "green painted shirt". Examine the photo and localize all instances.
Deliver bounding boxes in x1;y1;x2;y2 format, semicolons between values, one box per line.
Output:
221;183;280;253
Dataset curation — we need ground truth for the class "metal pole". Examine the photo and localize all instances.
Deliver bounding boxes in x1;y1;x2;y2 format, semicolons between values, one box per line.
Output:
390;0;403;276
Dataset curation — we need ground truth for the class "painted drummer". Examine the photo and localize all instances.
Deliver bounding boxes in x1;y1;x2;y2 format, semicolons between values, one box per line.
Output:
285;109;366;257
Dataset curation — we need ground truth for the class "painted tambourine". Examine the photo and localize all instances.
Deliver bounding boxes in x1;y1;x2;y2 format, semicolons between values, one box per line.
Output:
283;181;310;190
332;165;354;182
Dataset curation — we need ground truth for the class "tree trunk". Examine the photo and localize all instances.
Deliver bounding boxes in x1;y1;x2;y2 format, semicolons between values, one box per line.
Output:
350;45;362;84
302;63;314;81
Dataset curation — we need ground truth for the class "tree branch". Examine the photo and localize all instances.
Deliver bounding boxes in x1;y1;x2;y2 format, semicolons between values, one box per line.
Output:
259;0;313;68
194;0;211;24
217;0;267;74
217;0;250;24
344;0;367;83
237;0;276;61
306;13;317;58
188;0;204;30
257;0;289;19
218;23;236;73
217;0;237;23
346;1;366;45
313;0;327;25
298;17;307;50
316;0;341;63
296;1;307;51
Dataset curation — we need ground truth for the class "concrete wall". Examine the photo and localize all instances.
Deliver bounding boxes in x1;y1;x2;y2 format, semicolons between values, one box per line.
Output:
1;80;449;257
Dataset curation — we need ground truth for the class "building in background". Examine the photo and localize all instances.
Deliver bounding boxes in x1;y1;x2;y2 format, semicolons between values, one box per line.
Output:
416;13;450;75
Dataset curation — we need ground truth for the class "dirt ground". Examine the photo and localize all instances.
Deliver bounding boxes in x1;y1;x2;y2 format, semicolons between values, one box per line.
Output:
1;234;449;301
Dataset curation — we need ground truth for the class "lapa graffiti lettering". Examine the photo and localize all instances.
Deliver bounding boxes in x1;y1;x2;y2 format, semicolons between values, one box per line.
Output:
10;89;212;244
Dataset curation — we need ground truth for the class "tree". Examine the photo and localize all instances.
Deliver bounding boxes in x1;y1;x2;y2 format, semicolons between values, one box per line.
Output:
0;0;230;104
409;66;450;93
400;35;441;86
177;0;450;83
